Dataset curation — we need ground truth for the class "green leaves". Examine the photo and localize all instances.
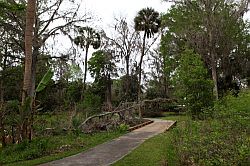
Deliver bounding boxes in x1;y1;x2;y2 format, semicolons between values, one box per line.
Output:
134;7;161;38
174;49;214;118
171;90;250;165
74;26;101;49
88;50;117;80
36;69;53;93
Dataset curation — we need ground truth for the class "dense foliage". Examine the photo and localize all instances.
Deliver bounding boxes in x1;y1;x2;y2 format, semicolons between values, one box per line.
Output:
170;91;250;165
174;49;214;119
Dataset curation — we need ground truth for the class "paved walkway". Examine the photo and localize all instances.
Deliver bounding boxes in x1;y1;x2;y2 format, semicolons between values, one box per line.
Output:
40;119;176;166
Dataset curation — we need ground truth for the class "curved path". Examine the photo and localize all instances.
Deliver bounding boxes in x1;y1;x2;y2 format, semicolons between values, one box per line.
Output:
40;119;176;166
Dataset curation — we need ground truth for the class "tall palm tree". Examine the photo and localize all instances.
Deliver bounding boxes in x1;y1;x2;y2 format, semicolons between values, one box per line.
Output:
134;7;161;117
74;27;101;99
22;0;36;141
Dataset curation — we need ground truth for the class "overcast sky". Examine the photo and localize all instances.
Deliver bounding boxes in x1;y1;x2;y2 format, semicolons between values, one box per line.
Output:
80;0;249;29
81;0;172;31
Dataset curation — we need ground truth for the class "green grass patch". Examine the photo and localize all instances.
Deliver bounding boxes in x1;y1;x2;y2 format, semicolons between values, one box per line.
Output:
113;132;171;166
113;112;188;166
161;112;189;122
0;131;125;166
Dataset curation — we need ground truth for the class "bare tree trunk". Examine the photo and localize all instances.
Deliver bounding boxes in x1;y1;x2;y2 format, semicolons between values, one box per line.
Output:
138;31;147;119
0;71;5;147
22;0;36;141
211;54;218;100
28;46;38;141
125;56;130;76
106;74;112;111
0;117;5;148
81;45;89;100
209;30;219;100
162;53;168;98
125;56;130;98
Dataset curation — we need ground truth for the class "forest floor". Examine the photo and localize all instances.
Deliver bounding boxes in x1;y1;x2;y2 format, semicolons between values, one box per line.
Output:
39;119;176;166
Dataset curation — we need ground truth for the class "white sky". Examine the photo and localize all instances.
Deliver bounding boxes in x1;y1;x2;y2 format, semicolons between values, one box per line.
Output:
81;0;172;31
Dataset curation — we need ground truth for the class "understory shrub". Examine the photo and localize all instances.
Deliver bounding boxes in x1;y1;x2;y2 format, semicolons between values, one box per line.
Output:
0;138;50;164
118;123;129;133
174;49;214;119
169;91;250;165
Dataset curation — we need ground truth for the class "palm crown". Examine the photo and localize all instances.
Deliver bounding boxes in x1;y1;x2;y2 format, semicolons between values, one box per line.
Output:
74;26;101;49
134;7;161;38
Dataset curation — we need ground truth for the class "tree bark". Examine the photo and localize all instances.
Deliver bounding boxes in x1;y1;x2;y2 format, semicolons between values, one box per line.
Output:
125;56;130;98
0;116;5;148
22;0;36;140
106;73;112;111
0;52;6;147
81;45;89;100
209;27;219;100
137;31;147;118
211;53;218;100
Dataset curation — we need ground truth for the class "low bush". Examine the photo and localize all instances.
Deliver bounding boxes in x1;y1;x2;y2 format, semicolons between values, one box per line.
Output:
118;123;129;133
0;138;50;164
169;91;250;165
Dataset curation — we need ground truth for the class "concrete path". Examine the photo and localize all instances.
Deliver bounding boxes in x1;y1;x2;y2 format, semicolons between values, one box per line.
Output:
40;119;176;166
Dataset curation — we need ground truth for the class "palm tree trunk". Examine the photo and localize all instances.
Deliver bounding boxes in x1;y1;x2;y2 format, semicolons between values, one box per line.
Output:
22;0;36;140
138;31;147;119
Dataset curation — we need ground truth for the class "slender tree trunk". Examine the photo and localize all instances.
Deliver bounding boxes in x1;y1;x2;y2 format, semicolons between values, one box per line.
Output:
162;54;168;98
81;45;89;100
205;2;218;100
138;31;147;119
22;0;36;141
0;80;3;105
125;56;130;99
125;56;130;76
0;52;7;104
209;30;219;100
106;73;112;111
211;54;218;100
28;46;38;141
0;55;6;147
0;116;5;147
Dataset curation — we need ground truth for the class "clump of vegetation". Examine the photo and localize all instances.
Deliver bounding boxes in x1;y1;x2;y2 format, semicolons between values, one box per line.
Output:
118;123;129;133
174;49;214;119
169;91;250;165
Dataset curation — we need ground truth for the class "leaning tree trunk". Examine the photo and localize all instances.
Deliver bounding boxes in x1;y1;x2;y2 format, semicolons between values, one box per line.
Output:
137;31;147;119
22;0;36;141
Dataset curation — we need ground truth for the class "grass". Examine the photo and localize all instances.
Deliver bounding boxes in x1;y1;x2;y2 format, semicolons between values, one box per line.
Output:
0;131;125;166
161;112;189;122
113;112;188;166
